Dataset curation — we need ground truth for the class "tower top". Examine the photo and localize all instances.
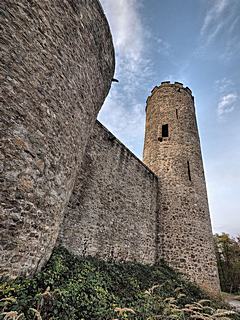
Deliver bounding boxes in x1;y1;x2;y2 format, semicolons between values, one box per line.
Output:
146;81;193;111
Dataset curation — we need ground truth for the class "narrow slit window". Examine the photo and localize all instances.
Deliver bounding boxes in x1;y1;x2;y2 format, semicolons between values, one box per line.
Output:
176;109;178;119
187;161;192;181
162;124;168;137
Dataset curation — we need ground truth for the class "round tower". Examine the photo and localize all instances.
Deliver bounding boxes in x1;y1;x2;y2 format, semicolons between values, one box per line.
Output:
143;81;220;293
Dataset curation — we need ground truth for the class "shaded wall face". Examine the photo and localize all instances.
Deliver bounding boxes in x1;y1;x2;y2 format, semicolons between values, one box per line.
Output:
60;121;159;263
143;84;220;293
0;0;114;278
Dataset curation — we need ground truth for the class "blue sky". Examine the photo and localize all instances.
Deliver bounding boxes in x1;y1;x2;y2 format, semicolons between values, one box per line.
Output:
98;0;240;237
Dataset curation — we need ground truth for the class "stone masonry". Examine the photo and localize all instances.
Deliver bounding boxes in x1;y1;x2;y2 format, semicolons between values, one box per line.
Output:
0;1;220;295
0;0;114;278
143;82;220;293
60;121;159;264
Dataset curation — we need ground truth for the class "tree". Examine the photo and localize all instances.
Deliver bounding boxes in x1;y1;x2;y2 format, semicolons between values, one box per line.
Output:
214;233;240;294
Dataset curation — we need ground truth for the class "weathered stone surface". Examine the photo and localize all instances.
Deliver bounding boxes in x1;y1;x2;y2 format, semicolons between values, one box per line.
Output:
0;0;220;295
0;0;115;278
143;82;220;293
60;121;159;263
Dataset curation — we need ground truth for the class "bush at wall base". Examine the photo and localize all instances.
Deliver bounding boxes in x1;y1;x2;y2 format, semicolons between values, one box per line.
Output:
0;247;239;320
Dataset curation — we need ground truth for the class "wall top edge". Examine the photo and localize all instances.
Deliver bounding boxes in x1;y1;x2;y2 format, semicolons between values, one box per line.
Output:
96;120;159;179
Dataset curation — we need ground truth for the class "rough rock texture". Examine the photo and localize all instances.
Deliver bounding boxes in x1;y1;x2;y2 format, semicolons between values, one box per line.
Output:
60;121;159;263
143;82;220;293
0;0;115;278
0;1;220;295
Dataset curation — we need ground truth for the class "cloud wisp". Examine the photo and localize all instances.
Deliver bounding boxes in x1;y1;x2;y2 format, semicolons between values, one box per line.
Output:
100;0;144;63
199;0;240;61
215;78;239;119
215;78;234;93
217;93;238;118
200;0;228;40
99;0;153;157
98;90;146;157
200;0;237;43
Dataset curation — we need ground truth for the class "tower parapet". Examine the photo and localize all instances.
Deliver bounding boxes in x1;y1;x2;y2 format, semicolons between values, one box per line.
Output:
143;82;220;293
146;82;193;112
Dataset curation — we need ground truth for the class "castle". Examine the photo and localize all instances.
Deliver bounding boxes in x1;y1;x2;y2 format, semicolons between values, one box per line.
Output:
0;0;220;294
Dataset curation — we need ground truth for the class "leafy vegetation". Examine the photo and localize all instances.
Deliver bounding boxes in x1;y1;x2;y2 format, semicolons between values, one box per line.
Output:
214;233;240;294
0;247;239;320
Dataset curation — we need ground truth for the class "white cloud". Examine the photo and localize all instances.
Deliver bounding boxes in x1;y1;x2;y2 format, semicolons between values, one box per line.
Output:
98;90;146;158
99;0;153;157
228;16;239;34
215;78;234;93
100;0;145;64
156;37;171;56
217;93;238;117
201;0;228;39
200;0;239;44
215;78;239;118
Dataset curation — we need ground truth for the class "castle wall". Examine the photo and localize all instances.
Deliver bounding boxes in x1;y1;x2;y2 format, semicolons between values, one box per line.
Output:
143;82;220;293
0;0;114;278
60;121;159;263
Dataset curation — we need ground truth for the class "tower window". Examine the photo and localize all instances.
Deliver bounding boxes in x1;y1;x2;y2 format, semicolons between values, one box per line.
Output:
187;161;192;181
162;124;168;137
176;109;178;119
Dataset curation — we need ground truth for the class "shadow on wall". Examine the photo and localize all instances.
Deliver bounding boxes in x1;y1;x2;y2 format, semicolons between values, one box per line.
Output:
0;0;115;279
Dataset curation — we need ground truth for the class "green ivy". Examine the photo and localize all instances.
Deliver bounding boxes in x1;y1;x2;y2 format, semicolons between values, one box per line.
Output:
0;247;239;320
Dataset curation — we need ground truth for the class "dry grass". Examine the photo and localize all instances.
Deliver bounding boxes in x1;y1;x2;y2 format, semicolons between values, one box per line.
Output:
0;311;24;320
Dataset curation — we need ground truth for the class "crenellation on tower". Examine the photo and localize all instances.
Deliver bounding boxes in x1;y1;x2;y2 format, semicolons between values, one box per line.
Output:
161;81;171;85
151;85;159;93
174;81;183;87
185;87;193;95
146;82;194;113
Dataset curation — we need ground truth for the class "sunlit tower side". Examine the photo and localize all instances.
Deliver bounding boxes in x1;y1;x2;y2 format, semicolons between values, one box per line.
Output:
143;81;220;293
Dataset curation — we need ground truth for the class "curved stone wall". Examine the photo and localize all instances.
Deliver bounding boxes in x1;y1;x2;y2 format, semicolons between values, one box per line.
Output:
0;0;115;278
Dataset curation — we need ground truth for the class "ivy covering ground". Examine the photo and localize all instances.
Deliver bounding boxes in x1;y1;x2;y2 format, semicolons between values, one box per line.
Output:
0;247;239;320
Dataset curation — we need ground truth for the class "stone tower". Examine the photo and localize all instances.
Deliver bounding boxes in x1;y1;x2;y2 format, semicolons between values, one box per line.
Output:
143;81;220;293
